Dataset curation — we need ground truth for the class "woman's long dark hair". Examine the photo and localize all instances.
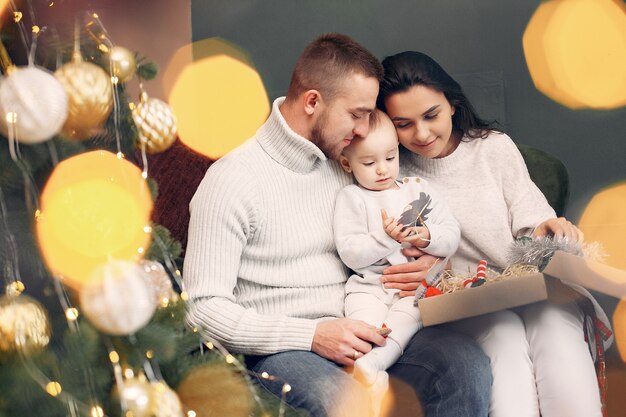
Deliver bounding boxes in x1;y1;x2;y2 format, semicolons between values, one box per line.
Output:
377;51;498;139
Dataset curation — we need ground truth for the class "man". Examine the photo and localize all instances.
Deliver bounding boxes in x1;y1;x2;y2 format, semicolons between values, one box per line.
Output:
185;33;491;417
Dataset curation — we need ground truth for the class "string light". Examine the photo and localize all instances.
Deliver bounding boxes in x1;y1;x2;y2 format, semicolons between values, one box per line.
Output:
6;281;25;296
32;26;40;34
137;247;144;254
123;368;134;378
110;76;119;85
90;406;104;417
204;341;213;350
143;225;152;233
45;381;62;397
261;372;270;379
5;112;16;124
116;152;124;159
34;209;42;222
187;411;197;417
282;384;291;393
129;102;136;110
65;308;79;320
160;297;170;308
109;351;120;364
146;350;154;359
180;291;188;301
225;354;235;364
13;11;22;22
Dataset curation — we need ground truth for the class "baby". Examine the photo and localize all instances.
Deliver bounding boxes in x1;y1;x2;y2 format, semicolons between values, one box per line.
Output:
333;110;460;414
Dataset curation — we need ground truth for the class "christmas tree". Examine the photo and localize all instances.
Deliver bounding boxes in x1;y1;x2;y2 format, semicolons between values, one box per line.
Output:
0;3;303;416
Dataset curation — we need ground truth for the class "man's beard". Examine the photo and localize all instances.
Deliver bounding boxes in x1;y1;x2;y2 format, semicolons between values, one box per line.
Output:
310;111;341;161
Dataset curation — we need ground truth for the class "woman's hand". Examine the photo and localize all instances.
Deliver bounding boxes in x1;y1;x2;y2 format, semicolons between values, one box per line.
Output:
381;249;440;297
533;217;584;242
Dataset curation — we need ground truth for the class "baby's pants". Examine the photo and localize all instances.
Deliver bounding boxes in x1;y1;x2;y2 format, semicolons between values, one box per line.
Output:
447;301;601;417
345;292;421;350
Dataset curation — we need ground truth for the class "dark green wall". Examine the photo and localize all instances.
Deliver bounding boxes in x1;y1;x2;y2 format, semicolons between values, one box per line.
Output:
191;0;626;222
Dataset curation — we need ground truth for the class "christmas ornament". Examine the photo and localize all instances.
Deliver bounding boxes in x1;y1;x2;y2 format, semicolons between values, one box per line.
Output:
106;46;136;83
79;260;157;335
110;374;154;417
151;381;184;417
0;66;68;144
55;52;113;141
0;293;51;359
507;236;582;271
37;150;153;288
177;363;252;417
139;260;175;305
464;260;488;288
415;255;449;301
132;91;177;153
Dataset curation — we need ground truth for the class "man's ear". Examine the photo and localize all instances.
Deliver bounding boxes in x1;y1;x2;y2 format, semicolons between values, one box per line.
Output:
303;90;321;116
339;155;352;173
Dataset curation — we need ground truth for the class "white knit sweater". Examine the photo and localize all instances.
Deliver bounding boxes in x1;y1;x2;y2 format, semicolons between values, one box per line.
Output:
184;97;353;355
400;131;612;348
399;131;555;274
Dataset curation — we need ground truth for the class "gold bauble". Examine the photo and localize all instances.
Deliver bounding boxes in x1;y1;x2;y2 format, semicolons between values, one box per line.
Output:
110;374;154;417
107;46;137;83
139;260;175;306
0;294;51;360
55;58;113;141
177;363;252;417
151;381;184;417
132;91;178;153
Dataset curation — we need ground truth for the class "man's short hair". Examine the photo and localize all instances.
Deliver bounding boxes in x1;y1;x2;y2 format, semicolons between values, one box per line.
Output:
285;33;383;103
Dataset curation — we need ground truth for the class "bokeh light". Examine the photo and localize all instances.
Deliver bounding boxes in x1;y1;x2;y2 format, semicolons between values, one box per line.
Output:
614;299;626;362
37;150;152;288
0;1;9;18
523;0;626;109
167;38;269;159
578;181;626;271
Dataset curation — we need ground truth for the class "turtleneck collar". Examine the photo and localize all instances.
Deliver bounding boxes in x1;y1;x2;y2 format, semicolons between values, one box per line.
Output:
256;97;328;173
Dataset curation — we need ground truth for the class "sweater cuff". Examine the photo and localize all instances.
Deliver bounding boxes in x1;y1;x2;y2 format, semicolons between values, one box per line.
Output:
279;316;319;351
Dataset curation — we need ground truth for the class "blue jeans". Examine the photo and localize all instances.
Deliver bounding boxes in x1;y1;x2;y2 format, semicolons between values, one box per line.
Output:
246;326;491;417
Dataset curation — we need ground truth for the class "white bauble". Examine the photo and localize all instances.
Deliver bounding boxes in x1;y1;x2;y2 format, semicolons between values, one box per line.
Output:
0;66;68;144
79;260;157;335
151;381;184;417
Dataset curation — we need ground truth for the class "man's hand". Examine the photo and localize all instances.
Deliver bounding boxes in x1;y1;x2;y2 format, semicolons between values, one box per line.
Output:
312;319;386;366
533;217;583;242
381;250;440;297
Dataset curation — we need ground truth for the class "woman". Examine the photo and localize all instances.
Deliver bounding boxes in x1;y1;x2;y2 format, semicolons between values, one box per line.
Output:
377;51;612;417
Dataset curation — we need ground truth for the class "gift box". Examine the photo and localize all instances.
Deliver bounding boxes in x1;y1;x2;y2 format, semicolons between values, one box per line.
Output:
417;250;626;327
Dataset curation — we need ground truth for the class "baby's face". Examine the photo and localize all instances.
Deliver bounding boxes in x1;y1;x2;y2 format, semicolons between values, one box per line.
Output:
340;121;400;191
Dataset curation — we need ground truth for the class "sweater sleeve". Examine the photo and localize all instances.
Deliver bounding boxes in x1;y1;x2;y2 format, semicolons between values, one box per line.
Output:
184;158;318;355
497;134;556;237
333;187;401;270
419;182;460;257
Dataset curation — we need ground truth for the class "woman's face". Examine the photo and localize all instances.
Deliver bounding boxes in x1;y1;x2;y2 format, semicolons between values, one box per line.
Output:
384;85;459;159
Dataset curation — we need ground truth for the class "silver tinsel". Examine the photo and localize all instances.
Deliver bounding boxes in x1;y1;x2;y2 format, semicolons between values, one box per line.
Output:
507;236;582;271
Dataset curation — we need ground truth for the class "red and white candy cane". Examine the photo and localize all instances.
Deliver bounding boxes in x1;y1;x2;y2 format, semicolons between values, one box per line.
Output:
476;260;487;279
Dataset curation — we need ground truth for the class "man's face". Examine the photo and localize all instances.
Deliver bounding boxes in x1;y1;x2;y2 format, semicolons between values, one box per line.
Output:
310;73;379;161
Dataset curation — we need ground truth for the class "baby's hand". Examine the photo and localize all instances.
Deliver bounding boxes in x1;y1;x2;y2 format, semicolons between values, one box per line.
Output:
381;209;412;242
402;226;431;248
